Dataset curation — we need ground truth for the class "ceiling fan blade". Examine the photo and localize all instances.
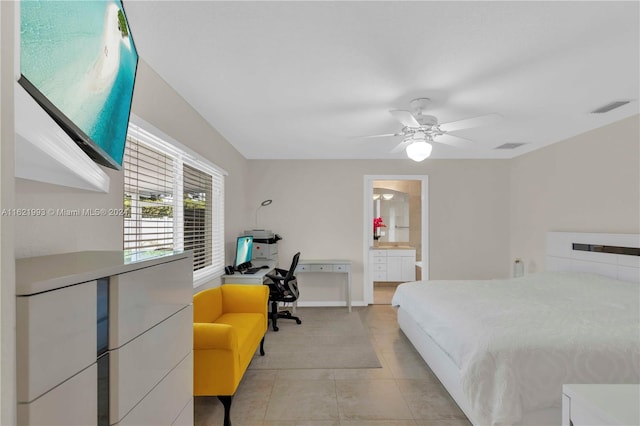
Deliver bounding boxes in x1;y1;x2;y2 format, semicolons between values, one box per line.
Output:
390;138;413;154
390;110;420;128
434;133;475;148
357;133;402;139
439;113;501;132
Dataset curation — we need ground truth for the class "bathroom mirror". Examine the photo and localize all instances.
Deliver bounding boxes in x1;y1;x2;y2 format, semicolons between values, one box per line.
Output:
373;180;421;245
373;189;409;242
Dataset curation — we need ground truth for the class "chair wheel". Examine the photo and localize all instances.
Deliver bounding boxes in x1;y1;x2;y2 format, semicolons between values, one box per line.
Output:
273;326;279;331
296;319;302;324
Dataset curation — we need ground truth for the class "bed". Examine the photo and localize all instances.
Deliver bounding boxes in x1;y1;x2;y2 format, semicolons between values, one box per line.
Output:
391;232;640;426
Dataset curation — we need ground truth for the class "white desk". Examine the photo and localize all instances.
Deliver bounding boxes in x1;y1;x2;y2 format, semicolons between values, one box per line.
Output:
295;259;352;312
221;260;277;285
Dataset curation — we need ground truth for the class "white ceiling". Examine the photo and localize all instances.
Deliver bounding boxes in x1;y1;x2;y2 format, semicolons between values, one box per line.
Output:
124;1;639;160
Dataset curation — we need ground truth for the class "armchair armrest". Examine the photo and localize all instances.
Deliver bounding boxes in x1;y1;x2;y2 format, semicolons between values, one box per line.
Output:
221;284;269;314
193;322;237;350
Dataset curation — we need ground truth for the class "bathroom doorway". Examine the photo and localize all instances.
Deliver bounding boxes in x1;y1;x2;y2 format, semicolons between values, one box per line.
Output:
363;175;428;305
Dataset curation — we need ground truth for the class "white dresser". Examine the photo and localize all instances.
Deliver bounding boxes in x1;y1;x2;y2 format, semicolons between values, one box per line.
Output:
16;250;194;426
562;384;640;426
370;248;416;282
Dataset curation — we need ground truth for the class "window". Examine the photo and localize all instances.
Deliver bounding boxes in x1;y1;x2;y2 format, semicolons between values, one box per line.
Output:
183;164;212;271
123;140;175;254
124;122;226;285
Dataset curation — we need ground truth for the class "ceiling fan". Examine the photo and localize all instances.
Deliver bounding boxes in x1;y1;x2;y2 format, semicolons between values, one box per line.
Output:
363;98;501;161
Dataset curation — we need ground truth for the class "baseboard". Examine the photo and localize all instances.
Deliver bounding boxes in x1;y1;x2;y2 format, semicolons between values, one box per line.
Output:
295;301;367;308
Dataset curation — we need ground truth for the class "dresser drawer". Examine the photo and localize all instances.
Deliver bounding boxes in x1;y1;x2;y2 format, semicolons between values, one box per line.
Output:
17;281;97;402
110;257;192;349
18;363;97;426
373;264;387;272
370;250;387;257
296;264;310;273
310;264;332;272
372;256;387;264
387;249;416;257
116;353;192;426
332;264;350;273
373;271;387;281
110;306;192;423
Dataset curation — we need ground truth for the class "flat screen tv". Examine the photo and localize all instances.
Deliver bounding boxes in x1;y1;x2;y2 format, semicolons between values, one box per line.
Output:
19;0;138;170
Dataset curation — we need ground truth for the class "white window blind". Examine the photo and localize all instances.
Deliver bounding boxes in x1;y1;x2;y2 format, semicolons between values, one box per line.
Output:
124;137;175;254
206;163;225;279
124;122;226;284
183;164;212;271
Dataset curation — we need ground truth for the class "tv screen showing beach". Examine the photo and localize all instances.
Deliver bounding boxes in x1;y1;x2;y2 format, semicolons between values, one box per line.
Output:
19;0;138;170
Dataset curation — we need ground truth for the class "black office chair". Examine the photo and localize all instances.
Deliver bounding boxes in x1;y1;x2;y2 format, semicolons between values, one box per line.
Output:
265;252;302;331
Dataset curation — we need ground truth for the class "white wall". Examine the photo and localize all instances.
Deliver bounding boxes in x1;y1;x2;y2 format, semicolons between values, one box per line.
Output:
247;159;511;304
0;2;16;423
15;168;124;258
247;116;639;305
510;114;640;274
127;61;251;287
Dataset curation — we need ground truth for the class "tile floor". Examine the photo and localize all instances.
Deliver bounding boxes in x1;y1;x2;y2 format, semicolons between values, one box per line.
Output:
194;304;471;426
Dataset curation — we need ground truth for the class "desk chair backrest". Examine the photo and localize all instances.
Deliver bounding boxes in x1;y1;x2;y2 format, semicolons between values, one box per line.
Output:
286;252;301;280
267;252;301;301
266;252;303;331
280;252;300;299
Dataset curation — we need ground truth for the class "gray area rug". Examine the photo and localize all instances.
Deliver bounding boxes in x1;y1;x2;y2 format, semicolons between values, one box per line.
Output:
249;307;382;370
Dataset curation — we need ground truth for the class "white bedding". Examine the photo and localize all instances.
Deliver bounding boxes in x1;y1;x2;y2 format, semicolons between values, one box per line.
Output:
391;272;640;426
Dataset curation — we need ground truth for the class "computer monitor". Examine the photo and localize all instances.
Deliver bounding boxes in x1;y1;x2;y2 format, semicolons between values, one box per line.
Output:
234;236;253;267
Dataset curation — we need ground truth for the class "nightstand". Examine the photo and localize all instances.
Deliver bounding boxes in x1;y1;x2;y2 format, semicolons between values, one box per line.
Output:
562;384;639;426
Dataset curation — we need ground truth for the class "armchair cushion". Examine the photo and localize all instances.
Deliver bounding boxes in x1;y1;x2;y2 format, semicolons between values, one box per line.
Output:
193;323;236;351
216;313;265;367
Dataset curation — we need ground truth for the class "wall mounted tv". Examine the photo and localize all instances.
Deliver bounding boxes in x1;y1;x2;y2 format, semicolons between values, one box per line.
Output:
19;0;138;170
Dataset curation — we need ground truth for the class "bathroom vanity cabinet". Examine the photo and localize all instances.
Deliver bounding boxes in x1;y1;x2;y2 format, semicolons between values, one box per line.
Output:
370;248;416;282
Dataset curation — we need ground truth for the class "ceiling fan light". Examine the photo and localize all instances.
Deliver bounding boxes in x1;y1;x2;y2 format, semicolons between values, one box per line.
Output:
406;141;432;162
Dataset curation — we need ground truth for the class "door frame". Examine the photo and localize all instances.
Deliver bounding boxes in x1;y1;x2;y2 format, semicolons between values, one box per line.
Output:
363;175;429;304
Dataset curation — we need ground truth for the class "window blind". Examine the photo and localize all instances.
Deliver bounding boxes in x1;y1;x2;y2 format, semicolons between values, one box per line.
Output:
123;121;227;284
124;137;175;254
210;165;225;277
183;164;212;271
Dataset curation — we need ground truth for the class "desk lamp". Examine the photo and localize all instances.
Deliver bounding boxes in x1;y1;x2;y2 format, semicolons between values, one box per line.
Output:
255;199;272;229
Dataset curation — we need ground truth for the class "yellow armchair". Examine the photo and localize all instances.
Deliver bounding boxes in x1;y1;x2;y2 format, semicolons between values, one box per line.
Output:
193;284;269;426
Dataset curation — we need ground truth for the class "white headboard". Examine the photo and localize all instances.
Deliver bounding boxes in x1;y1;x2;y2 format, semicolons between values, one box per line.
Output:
546;232;640;284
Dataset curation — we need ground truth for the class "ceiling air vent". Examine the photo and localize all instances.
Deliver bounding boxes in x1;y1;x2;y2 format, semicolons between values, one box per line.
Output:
591;101;630;114
495;143;526;150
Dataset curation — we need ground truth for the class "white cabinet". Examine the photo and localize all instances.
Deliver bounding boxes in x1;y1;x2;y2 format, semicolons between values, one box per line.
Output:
370;249;416;282
401;256;415;280
562;384;640;426
16;251;194;426
387;256;402;281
